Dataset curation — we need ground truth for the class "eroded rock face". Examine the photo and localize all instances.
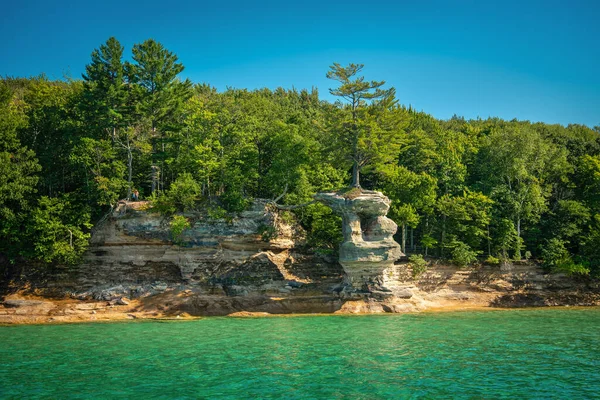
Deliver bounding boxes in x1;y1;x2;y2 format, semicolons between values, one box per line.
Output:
314;190;403;288
29;199;343;300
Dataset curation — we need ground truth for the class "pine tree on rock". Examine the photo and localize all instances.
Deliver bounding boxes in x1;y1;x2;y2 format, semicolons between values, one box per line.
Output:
326;63;398;188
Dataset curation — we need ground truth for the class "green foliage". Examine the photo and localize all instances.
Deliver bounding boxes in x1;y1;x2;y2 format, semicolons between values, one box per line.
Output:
152;173;201;214
149;192;175;215
0;82;42;260
582;215;600;273
257;224;278;242
485;255;501;265
408;254;428;278
476;123;569;259
70;138;127;207
82;37;128;136
168;173;201;211
27;196;91;264
169;215;190;245
421;234;438;256
447;240;479;267
541;238;590;276
295;203;343;251
494;218;518;259
129;38;193;133
326;63;402;187
220;187;251;213
574;155;600;210
207;206;228;220
437;190;493;252
279;210;296;225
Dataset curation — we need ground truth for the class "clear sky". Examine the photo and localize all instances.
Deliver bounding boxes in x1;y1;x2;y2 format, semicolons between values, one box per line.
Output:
1;0;599;127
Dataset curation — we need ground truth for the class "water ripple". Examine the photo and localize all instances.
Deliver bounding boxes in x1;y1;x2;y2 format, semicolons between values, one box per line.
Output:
1;309;599;399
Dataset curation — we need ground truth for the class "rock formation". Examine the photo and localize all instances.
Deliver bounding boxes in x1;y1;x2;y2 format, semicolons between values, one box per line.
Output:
23;199;343;300
314;189;403;289
4;194;600;323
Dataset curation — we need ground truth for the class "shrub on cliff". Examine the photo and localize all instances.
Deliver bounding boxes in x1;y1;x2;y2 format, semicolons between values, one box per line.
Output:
409;254;428;278
152;173;201;214
541;238;590;276
170;215;190;245
448;240;478;267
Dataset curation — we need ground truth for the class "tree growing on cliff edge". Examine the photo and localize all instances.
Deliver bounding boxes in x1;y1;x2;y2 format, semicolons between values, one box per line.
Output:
326;63;401;188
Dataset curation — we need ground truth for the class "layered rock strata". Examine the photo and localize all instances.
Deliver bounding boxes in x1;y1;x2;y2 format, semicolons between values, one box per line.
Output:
23;200;343;300
314;190;403;289
3;261;599;324
3;197;600;324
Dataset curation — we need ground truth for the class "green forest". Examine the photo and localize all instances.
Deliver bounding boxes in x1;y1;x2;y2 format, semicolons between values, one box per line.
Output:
1;37;600;276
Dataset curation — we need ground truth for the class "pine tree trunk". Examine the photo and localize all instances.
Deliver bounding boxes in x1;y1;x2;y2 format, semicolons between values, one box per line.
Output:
161;141;165;192
127;148;133;200
351;162;360;187
401;223;406;254
424;215;429;256
441;216;446;258
487;224;491;257
515;218;522;260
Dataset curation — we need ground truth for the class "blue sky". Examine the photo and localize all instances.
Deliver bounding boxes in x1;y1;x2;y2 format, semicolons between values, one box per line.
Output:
1;0;599;127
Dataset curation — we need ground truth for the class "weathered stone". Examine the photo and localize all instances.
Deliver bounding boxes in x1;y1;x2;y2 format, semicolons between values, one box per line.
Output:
152;282;168;291
3;300;47;308
394;288;414;299
223;285;248;297
36;199;342;300
116;297;130;305
314;190;403;288
74;302;105;310
98;285;127;301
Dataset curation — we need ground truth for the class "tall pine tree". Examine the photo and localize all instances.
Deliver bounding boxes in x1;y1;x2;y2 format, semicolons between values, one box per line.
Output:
128;39;192;192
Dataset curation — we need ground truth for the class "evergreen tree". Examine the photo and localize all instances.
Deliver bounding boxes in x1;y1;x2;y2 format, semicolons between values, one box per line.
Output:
326;63;398;187
82;37;134;200
82;37;128;139
128;39;192;192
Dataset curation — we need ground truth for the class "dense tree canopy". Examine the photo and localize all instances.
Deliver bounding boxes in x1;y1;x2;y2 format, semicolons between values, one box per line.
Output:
1;37;600;277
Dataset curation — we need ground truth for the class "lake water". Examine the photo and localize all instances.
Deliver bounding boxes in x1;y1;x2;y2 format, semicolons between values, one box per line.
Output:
1;309;599;399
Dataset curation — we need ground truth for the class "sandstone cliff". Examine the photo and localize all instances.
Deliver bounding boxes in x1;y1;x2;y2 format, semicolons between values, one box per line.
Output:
1;199;599;324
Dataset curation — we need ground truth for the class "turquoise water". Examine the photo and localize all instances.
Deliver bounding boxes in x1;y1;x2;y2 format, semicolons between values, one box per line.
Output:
1;309;599;399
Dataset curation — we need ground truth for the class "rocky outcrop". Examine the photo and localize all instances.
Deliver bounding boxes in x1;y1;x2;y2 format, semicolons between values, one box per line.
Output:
3;197;599;325
22;200;343;300
314;190;403;289
4;260;599;324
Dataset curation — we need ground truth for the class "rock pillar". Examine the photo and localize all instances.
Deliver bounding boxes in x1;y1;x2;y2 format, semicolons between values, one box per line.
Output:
314;190;403;288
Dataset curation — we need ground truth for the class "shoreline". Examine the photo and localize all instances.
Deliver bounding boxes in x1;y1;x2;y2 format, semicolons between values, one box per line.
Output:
2;292;598;326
